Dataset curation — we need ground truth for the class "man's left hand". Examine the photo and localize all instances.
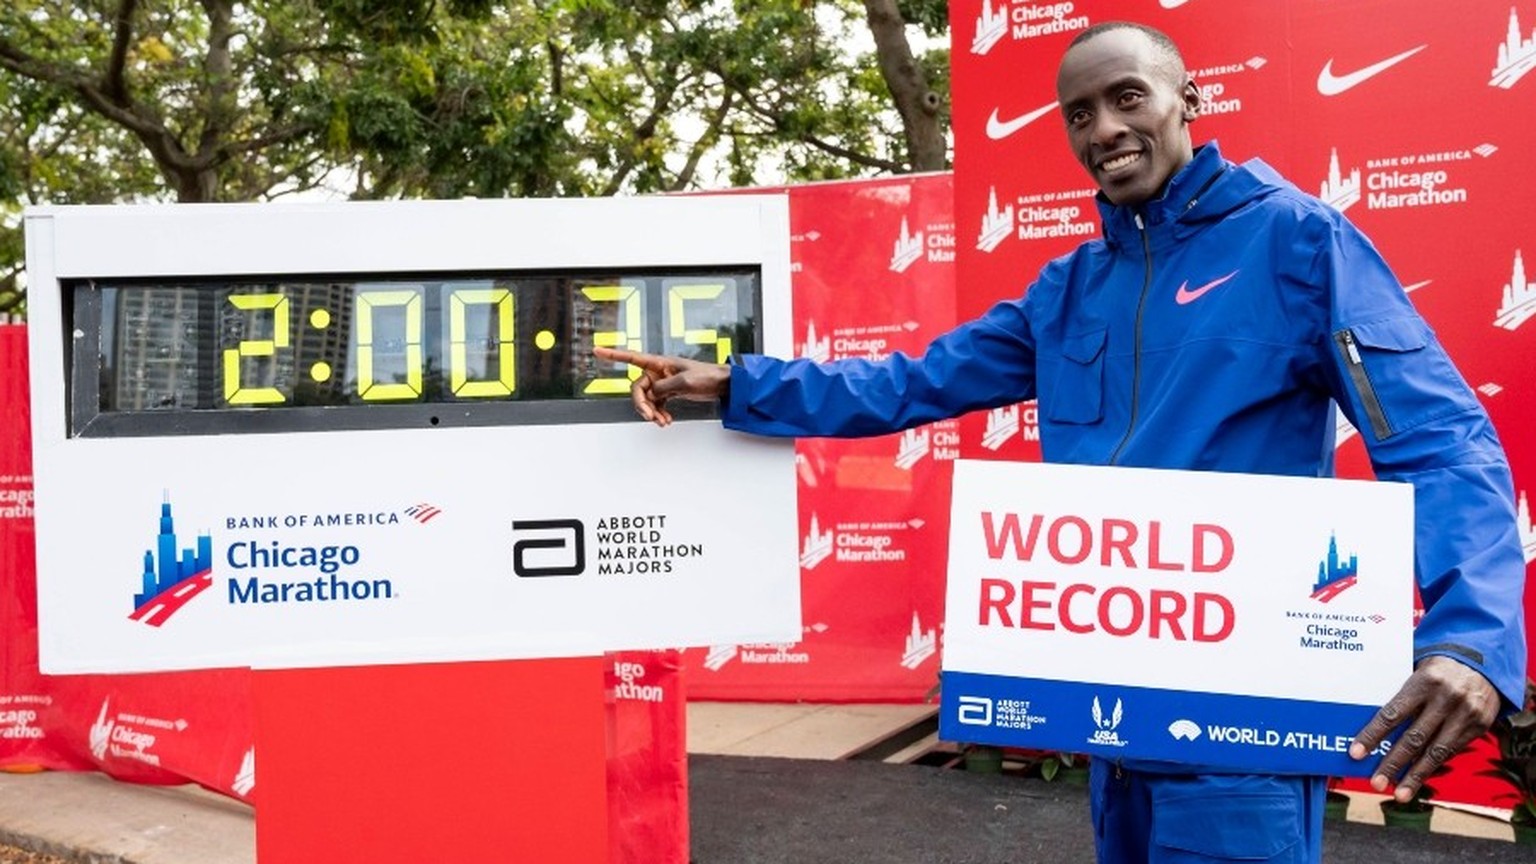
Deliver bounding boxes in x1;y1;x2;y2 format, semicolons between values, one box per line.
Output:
1349;655;1501;801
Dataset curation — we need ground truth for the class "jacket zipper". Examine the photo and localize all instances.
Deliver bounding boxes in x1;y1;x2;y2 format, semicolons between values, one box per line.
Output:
1335;329;1392;439
1108;213;1152;464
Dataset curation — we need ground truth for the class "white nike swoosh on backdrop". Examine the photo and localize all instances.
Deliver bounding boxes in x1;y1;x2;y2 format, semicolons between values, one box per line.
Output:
986;102;1060;140
1159;0;1193;8
1317;45;1428;95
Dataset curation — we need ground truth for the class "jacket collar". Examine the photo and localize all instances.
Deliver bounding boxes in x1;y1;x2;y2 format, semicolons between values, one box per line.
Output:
1097;141;1228;248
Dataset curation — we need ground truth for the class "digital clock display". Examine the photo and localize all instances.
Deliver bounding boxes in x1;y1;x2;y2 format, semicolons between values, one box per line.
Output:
71;268;759;437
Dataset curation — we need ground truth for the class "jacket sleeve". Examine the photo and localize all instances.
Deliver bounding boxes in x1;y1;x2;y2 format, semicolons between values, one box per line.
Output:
720;294;1038;438
1312;210;1529;709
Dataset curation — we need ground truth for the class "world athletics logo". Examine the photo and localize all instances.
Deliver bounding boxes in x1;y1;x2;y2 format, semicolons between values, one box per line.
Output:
1309;533;1359;603
129;495;214;627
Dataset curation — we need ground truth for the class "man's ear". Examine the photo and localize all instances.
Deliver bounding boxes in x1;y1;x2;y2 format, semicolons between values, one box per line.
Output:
1182;78;1201;123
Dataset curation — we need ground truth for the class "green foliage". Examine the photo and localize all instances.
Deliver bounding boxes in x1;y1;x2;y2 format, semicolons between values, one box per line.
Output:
0;0;951;319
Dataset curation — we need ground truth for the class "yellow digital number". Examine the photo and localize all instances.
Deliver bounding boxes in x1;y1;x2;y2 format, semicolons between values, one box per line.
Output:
449;287;515;398
223;292;290;405
582;284;643;395
356;290;423;400
668;282;733;363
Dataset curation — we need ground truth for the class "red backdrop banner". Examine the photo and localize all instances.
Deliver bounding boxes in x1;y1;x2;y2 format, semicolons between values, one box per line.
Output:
682;174;958;702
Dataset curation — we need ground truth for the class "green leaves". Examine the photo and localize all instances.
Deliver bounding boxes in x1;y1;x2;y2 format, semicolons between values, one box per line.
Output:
0;0;951;320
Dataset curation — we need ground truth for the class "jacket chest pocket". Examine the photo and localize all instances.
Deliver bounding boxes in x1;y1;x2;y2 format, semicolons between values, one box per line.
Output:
1046;327;1107;424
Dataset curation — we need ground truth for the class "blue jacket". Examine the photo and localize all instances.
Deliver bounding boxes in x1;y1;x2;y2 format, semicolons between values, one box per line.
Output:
723;142;1528;710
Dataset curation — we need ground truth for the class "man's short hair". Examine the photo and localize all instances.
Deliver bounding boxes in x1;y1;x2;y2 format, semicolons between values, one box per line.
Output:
1067;21;1188;85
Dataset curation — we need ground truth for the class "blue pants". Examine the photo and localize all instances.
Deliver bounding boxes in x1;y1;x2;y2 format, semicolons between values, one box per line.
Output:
1089;760;1326;863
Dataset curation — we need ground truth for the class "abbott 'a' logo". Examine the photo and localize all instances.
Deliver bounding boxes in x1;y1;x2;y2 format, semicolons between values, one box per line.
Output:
512;519;585;577
957;696;994;726
130;495;214;627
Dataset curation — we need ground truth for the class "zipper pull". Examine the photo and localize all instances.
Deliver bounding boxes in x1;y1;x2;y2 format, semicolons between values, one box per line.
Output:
1342;330;1362;364
1133;213;1144;231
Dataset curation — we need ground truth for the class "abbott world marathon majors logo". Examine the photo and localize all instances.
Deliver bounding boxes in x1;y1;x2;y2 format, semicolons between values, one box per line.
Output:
512;514;703;577
798;513;912;571
1319;144;1497;213
970;0;1089;56
889;218;955;273
129;495;435;626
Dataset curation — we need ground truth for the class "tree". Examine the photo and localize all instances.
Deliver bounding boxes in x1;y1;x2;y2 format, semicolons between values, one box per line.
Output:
0;1;951;318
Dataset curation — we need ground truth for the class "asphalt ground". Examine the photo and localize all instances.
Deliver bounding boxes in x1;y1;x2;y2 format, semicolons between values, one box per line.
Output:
1;756;1531;863
688;755;1533;864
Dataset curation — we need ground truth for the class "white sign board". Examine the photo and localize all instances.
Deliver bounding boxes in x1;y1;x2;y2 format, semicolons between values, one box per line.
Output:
25;197;799;673
940;460;1414;775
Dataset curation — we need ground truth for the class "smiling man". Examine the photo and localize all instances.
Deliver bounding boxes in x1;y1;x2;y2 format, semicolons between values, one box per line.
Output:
596;21;1526;864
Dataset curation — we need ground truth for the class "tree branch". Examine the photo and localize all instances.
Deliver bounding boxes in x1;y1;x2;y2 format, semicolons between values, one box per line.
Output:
104;0;140;104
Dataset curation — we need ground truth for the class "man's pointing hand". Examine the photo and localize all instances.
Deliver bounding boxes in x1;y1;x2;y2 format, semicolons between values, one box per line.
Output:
594;347;730;427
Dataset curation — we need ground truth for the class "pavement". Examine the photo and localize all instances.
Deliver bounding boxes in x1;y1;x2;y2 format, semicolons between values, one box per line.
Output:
0;703;1530;863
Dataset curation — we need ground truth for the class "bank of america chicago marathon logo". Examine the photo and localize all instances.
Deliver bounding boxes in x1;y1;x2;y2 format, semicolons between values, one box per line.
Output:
895;420;961;469
799;514;914;571
798;320;917;364
889;218;955;273
701;622;828;671
979;187;1099;254
1318;144;1495;214
1496;249;1536;331
129;496;428;626
1310;533;1359;603
980;403;1042;451
1492;7;1536;89
1283;533;1380;655
969;0;1089;56
1517;491;1536;565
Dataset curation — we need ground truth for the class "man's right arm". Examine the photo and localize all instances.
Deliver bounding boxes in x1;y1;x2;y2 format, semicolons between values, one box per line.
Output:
719;299;1039;438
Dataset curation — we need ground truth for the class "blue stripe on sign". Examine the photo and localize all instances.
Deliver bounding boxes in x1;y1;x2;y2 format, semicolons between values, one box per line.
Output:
938;671;1390;776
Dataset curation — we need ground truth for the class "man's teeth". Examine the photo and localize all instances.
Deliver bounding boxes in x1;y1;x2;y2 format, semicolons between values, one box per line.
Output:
1102;153;1140;171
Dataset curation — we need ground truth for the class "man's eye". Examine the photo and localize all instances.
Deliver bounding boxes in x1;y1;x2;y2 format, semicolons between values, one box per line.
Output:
1068;110;1090;127
1118;91;1145;108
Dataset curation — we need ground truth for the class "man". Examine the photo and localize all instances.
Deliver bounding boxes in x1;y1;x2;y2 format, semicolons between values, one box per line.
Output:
597;21;1527;864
